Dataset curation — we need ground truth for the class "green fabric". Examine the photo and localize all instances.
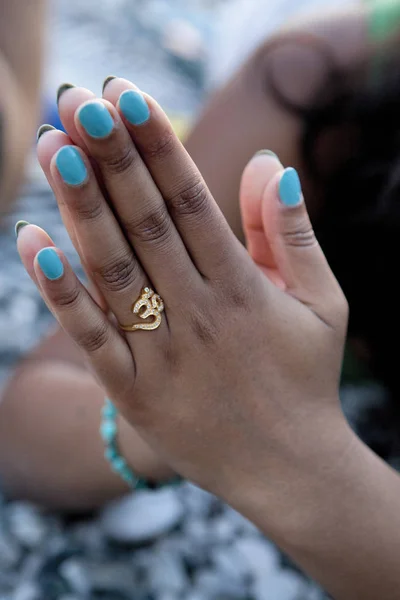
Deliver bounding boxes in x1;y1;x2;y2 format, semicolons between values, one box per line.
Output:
366;0;400;42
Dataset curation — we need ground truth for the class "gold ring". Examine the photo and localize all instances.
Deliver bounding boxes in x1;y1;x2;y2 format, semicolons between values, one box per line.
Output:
119;287;164;332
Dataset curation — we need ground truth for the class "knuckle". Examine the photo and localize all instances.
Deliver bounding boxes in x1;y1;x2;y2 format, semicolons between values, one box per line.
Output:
226;280;253;310
128;207;172;247
102;145;137;176
72;194;104;223
76;321;111;354
169;178;210;218
145;128;176;161
189;308;220;346
51;284;81;310
95;254;139;294
283;217;316;249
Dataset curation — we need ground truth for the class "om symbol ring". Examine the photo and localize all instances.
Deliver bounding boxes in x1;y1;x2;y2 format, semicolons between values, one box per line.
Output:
119;287;165;332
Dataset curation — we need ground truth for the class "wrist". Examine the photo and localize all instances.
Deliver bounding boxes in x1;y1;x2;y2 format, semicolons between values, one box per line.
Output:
225;403;356;543
118;415;176;483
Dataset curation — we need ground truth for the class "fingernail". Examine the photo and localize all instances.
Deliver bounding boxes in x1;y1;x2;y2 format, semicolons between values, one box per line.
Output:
254;149;279;159
102;75;117;93
56;146;88;186
78;102;114;138
279;167;302;207
37;248;64;280
119;89;150;125
37;124;56;141
57;83;75;105
15;220;29;238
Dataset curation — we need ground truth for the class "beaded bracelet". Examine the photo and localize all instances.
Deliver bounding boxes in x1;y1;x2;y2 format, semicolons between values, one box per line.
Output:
101;398;181;490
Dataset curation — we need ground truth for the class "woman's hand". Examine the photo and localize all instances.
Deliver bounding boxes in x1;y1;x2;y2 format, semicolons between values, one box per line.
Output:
18;77;349;528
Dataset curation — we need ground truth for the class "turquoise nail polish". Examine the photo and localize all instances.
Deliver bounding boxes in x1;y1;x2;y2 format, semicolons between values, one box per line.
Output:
119;90;150;125
56;146;87;186
37;248;64;280
279;167;302;207
78;102;114;138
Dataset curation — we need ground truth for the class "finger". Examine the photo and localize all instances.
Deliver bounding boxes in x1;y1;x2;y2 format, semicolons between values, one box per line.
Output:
103;77;242;279
37;126;107;310
44;137;153;332
73;98;197;302
56;84;96;150
262;165;346;325
37;127;80;251
240;150;285;288
17;227;133;401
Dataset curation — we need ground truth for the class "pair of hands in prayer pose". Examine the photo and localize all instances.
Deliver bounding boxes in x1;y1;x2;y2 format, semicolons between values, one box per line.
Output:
18;76;348;543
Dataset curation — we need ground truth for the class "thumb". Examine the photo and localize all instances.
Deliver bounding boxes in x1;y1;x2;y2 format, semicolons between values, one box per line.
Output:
262;166;346;324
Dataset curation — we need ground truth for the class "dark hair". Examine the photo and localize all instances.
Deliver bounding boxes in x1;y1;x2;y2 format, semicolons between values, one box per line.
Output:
265;35;400;459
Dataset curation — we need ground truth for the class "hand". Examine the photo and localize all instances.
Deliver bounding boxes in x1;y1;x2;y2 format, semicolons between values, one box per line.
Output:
18;77;349;531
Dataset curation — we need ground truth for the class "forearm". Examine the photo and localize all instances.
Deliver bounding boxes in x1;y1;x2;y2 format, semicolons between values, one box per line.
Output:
237;418;400;600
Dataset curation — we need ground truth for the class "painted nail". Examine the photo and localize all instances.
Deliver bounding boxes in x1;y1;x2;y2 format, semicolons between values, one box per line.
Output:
37;248;64;280
102;75;117;93
56;146;88;186
254;149;278;159
279;167;302;207
15;220;29;238
78;102;114;138
37;124;56;141
119;89;150;125
56;83;75;105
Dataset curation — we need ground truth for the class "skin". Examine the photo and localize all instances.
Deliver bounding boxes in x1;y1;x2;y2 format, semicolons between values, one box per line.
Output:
0;0;45;212
0;4;376;508
15;76;400;600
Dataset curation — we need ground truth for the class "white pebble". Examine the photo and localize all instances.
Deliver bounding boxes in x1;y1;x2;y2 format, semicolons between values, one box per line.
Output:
101;489;183;543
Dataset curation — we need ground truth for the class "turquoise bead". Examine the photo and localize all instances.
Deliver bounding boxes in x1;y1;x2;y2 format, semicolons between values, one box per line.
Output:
100;420;117;442
101;397;182;490
102;404;117;419
112;457;126;473
104;447;117;461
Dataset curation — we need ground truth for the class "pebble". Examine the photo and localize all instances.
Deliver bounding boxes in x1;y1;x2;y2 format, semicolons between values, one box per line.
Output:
147;549;188;594
234;535;278;578
101;489;184;543
179;484;216;517
59;559;90;596
86;561;136;595
0;529;21;570
253;571;308;600
11;582;40;600
193;569;248;599
7;503;47;550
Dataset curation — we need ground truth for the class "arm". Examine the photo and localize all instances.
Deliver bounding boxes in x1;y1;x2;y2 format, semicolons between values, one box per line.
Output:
237;422;400;600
